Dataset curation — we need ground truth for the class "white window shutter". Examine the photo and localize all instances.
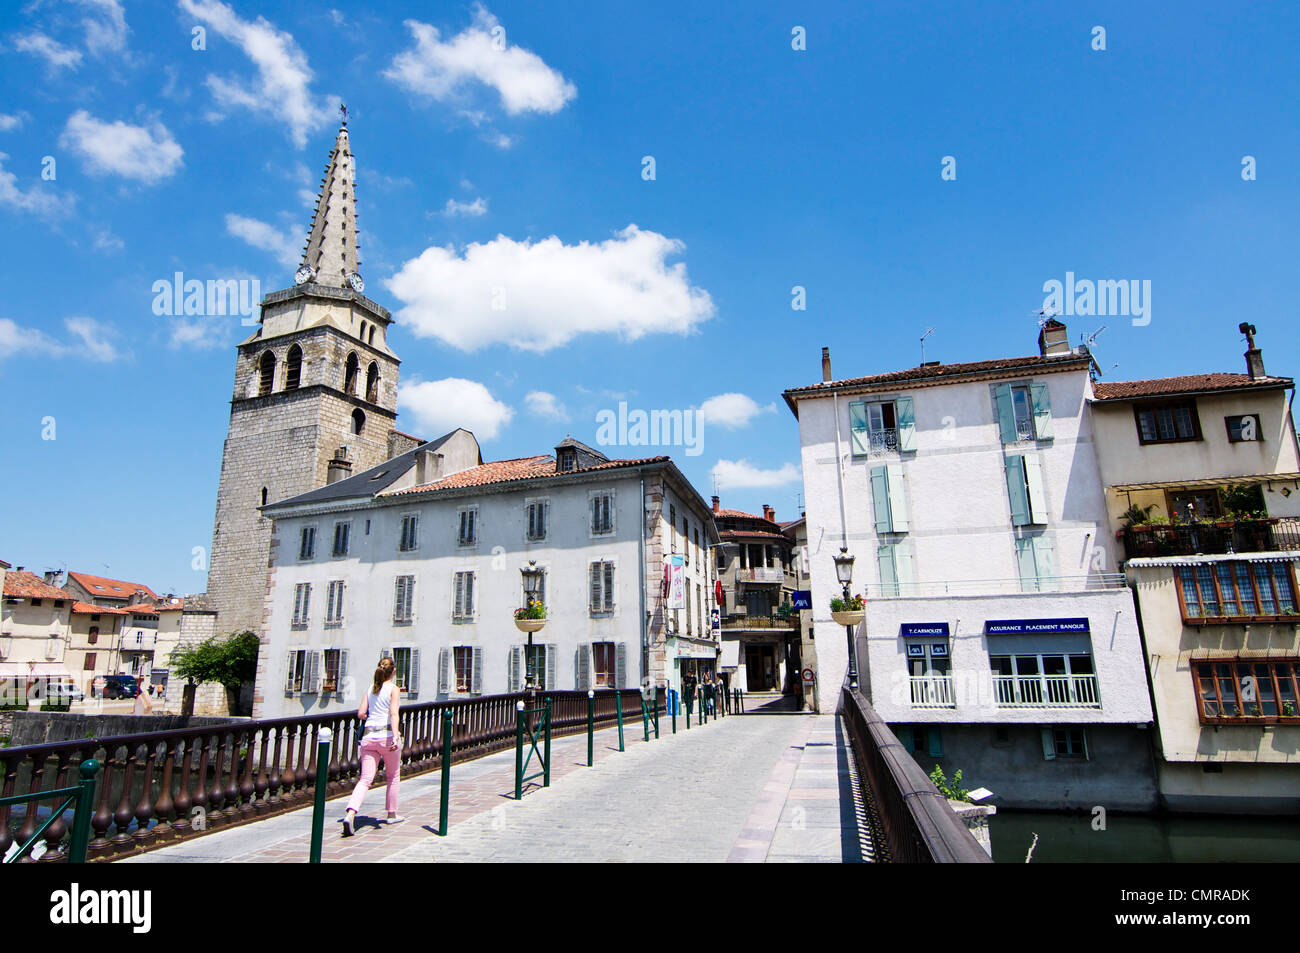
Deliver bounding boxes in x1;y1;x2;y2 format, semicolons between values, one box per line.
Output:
615;642;627;689
1032;535;1057;592
339;649;349;687
870;466;892;533
454;573;464;618
302;584;310;622
604;562;615;611
509;646;522;693
545;644;557;692
467;572;475;617
589;563;601;611
308;650;322;694
1041;728;1057;761
576;643;591;691
284;651;296;695
1031;381;1054;439
409;648;421;699
885;462;909;532
437;647;450;695
894;541;915;591
896;396;916;451
471;646;483;695
1023;452;1048;524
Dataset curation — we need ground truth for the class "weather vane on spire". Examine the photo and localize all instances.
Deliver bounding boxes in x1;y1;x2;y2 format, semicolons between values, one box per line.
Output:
339;102;348;125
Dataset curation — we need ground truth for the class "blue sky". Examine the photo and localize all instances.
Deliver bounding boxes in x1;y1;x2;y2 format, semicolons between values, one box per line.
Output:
2;1;1298;595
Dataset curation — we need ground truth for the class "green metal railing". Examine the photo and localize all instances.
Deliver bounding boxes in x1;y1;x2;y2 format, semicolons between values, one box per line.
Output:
514;698;552;799
1;759;98;864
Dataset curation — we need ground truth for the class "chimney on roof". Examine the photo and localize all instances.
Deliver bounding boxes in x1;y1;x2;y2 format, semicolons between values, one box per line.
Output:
44;571;56;585
1240;322;1265;380
712;495;720;515
1038;318;1070;357
821;347;832;382
326;446;353;485
415;449;443;485
763;504;775;523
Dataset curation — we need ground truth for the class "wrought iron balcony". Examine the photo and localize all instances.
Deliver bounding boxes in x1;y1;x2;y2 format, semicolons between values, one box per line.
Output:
720;613;798;631
867;428;899;455
1119;517;1300;561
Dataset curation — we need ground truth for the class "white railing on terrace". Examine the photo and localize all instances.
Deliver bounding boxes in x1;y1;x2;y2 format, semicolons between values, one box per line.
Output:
866;573;1127;599
909;675;956;708
992;674;1100;708
121;633;156;650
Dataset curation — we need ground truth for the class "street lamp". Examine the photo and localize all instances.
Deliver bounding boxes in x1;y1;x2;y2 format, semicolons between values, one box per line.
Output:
519;561;545;696
833;547;859;690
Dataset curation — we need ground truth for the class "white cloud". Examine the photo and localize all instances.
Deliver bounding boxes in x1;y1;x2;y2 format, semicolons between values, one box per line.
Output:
92;227;124;252
13;32;83;70
225;213;299;267
386;224;714;352
178;0;332;148
0;153;73;219
482;130;513;149
711;459;801;490
699;393;776;430
60;111;183;183
64;317;120;361
77;0;128;55
443;196;487;217
398;378;513;441
525;390;567;422
0;316;120;362
0;318;61;358
385;6;576;116
0;114;24;132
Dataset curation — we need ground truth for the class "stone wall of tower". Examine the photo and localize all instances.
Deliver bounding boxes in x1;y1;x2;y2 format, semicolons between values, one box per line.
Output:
208;322;399;638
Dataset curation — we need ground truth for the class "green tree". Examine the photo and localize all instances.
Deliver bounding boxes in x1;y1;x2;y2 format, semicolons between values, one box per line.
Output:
169;631;260;714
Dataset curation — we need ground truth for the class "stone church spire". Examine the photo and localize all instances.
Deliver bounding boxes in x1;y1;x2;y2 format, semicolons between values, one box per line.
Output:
299;109;362;290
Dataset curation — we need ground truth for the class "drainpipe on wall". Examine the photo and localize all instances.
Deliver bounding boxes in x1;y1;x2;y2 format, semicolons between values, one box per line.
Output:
639;472;648;686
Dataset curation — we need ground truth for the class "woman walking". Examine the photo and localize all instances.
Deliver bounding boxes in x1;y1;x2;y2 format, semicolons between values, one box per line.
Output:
342;657;404;836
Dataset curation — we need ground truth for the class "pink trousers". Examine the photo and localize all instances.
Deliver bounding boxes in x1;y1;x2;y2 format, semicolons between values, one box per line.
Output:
346;738;401;815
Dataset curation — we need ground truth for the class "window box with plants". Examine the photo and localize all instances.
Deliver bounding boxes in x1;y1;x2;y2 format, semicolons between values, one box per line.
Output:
514;602;548;633
830;594;865;626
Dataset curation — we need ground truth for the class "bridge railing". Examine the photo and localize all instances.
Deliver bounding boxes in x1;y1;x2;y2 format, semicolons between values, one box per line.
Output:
0;688;644;863
840;684;991;863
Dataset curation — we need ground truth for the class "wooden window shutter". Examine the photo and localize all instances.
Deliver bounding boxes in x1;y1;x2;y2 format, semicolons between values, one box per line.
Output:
339;649;349;694
896;396;916;451
1041;728;1057;761
885;462;909;532
454;573;465;618
576;643;591;691
471;646;483;695
284;651;296;695
1030;382;1054;439
308;650;321;694
893;541;914;591
926;727;944;758
848;401;870;455
604;562;615;611
589;563;601;611
437;647;450;695
409;648;421;699
1032;535;1056;591
1015;538;1038;590
546;644;557;692
877;543;898;597
1023;452;1048;524
509;646;522;693
466;572;475;616
870;466;892;533
995;384;1018;444
1005;455;1030;526
615;642;627;689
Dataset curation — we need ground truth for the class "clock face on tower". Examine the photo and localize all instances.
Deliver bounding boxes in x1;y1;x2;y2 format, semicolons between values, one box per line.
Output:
347;271;365;293
294;265;315;285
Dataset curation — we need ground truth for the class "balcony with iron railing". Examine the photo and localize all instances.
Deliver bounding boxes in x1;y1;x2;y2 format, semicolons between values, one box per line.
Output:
991;673;1100;708
866;428;899;455
865;573;1127;599
1119;517;1300;561
720;612;799;631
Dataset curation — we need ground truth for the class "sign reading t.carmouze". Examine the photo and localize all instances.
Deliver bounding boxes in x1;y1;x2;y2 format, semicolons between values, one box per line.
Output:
900;623;950;638
984;618;1090;634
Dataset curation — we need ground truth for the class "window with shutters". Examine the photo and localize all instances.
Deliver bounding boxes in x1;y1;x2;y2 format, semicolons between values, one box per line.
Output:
589;561;616;614
849;397;916;456
593;642;617;688
322;648;344;692
1005;453;1049;526
869;463;910;534
285;648;309;694
453;571;476;621
331;521;351;557
685;580;692;635
88;625;99;645
398;514;419;552
591;491;614;535
298;525;316;561
291;583;311;628
525;644;548;690
994;382;1053;443
1134;400;1201;445
1043;727;1088;760
526;499;548;541
1015;536;1056;592
83;652;97;671
875;541;914;597
1176;561;1298;623
325;580;345;626
393;575;415;624
453;646;474;693
390;647;412;692
457;507;477;546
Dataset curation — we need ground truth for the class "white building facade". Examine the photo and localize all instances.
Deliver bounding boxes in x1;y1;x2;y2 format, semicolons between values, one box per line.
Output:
253;432;717;719
784;327;1157;809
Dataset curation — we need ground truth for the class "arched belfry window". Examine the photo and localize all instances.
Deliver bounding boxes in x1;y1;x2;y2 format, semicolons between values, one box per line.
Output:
360;321;368;342
366;362;379;403
344;352;359;396
258;351;276;396
368;326;376;346
285;344;302;391
260;487;268;505
352;409;366;435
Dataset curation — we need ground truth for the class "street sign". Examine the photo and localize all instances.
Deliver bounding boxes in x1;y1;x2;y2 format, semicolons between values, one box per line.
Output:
791;590;812;610
801;668;815;683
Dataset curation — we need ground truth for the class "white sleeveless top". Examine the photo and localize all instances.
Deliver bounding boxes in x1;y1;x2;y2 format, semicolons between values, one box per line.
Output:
364;682;395;733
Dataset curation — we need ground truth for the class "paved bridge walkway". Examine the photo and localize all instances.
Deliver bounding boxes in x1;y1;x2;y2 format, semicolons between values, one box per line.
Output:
120;713;871;864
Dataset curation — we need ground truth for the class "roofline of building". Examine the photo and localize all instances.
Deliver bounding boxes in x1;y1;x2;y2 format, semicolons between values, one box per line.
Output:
1091;377;1294;403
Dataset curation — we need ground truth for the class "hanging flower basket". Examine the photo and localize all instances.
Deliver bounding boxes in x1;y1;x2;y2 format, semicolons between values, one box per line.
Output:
514;602;547;633
514;618;547;633
831;609;865;626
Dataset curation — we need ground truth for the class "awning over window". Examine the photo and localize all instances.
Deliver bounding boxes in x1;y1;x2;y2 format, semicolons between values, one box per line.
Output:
1108;472;1300;492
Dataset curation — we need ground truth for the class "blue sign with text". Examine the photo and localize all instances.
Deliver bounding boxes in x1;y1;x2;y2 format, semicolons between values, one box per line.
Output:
900;623;950;638
791;590;812;610
984;618;1090;635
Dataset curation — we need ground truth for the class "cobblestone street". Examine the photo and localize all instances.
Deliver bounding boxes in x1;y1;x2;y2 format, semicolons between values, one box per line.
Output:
121;713;867;863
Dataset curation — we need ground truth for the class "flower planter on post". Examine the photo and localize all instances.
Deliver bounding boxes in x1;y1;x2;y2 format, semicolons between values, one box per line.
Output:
831;609;865;627
514;618;546;634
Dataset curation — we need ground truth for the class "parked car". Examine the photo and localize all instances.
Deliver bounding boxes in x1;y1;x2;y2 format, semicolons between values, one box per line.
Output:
43;681;85;704
92;674;141;699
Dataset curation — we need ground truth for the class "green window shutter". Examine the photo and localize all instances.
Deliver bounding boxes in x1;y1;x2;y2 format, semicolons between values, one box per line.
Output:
849;401;870;456
1041;728;1057;761
1031;382;1054;439
877;543;898;597
926;727;944;758
885;462;909;531
995;384;1018;444
896;396;916;451
1023;452;1048;524
893;541;915;591
871;465;892;533
1032;535;1056;592
1005;455;1030;526
901;727;917;754
1015;538;1039;591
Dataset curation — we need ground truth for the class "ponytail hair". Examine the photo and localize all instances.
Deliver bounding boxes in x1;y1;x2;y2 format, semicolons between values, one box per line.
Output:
372;657;395;695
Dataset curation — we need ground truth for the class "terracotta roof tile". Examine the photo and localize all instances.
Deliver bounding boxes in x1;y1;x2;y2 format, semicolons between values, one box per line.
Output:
71;602;129;615
719;529;789;542
384;454;671;497
4;571;72;601
785;351;1089;400
66;571;158;602
1092;373;1293;401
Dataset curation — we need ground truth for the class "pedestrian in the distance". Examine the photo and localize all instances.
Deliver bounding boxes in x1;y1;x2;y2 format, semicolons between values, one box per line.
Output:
342;657;404;836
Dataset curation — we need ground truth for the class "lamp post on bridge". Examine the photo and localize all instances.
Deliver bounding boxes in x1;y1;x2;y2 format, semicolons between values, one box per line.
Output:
515;560;546;702
832;547;861;691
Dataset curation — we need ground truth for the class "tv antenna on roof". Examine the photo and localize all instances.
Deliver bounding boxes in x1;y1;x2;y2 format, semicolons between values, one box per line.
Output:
920;327;936;364
1032;306;1062;328
1081;325;1107;349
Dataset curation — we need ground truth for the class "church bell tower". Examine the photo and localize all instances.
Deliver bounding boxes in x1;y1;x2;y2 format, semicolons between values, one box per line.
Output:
207;114;403;637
